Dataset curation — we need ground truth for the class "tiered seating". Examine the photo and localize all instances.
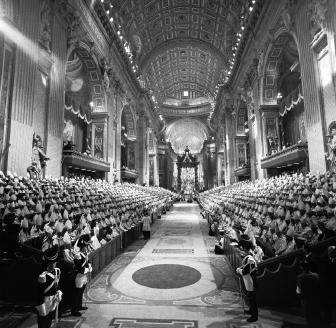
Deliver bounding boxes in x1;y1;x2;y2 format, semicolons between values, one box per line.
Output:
199;172;336;259
0;172;175;254
0;172;176;305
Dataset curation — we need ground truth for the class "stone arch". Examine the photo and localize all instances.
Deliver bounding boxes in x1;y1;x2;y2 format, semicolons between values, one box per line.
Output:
261;32;301;105
166;118;209;154
66;42;106;112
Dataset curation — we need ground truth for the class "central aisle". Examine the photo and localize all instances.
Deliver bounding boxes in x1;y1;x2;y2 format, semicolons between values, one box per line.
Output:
81;203;298;328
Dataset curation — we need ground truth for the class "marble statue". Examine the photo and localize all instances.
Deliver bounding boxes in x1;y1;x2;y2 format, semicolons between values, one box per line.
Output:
327;122;336;172
27;133;49;179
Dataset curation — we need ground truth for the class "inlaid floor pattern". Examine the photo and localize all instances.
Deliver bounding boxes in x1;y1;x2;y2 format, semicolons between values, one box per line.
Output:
19;202;306;328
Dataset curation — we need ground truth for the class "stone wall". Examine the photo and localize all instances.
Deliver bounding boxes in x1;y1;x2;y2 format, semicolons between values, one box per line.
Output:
0;0;159;180
216;0;336;181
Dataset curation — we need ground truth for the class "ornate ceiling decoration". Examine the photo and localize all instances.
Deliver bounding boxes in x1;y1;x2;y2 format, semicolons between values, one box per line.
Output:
161;101;212;117
166;118;209;154
144;44;225;102
163;96;209;106
110;0;249;105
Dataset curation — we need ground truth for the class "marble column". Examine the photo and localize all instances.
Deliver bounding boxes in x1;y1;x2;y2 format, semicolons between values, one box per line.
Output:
225;109;235;184
45;5;68;178
295;0;327;173
137;110;146;184
216;152;222;186
153;137;159;186
7;0;40;176
327;0;336;93
106;90;116;182
115;96;122;182
248;114;256;181
252;80;264;179
0;34;15;172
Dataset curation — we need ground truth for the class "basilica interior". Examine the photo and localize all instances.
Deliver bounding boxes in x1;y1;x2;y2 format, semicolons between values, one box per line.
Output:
0;0;336;328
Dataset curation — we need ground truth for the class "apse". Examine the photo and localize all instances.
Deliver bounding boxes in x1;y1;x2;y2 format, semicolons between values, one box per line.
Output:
166;118;208;154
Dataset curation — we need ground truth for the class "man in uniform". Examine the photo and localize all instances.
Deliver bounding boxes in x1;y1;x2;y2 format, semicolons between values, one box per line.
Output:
236;237;258;322
72;234;92;316
36;246;62;328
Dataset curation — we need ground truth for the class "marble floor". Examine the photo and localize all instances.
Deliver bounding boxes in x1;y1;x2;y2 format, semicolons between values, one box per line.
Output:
19;203;306;328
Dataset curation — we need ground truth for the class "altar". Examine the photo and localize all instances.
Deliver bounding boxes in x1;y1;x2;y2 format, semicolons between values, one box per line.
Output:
176;146;199;193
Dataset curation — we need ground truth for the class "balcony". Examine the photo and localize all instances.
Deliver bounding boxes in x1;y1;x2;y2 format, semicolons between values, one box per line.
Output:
62;150;110;172
120;167;139;181
261;143;308;169
234;165;251;177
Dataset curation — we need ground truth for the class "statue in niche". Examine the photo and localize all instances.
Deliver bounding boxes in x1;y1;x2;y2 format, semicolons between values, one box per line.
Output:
27;133;50;179
63;119;74;144
327;122;336;172
257;49;264;77
244;86;255;117
299;118;306;143
101;58;112;92
94;125;104;159
267;134;278;155
84;137;91;156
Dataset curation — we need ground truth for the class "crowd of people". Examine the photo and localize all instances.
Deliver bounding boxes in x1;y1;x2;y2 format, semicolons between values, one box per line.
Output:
199;171;336;325
0;171;176;327
0;171;175;255
198;172;336;261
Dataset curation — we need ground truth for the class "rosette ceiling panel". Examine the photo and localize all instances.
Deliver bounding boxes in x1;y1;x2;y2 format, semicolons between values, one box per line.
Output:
112;0;249;106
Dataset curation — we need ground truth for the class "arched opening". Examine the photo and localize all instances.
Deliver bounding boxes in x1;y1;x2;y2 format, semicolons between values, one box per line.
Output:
120;105;138;183
261;33;308;176
277;36;305;149
62;46;110;179
234;104;250;181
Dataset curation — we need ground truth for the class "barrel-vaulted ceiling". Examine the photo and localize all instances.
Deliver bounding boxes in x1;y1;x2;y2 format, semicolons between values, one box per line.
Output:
111;0;250;106
144;45;225;102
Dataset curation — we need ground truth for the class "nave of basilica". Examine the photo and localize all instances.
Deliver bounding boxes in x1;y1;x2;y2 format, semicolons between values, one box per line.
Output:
1;0;336;328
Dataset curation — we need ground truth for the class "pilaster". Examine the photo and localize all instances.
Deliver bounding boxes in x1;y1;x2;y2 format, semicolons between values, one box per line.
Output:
225;110;235;184
137;110;146;184
296;0;327;173
7;0;40;176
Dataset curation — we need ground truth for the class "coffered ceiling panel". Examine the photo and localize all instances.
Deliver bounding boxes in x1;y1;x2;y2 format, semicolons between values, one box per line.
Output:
144;45;225;101
112;0;244;104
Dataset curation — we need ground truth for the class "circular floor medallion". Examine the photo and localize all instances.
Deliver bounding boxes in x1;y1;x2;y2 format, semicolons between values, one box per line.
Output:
132;264;201;289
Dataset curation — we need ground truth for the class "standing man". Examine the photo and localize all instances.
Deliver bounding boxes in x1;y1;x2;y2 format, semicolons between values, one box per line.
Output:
36;246;62;328
72;234;92;317
236;237;258;323
142;210;151;240
57;246;76;317
296;260;323;328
